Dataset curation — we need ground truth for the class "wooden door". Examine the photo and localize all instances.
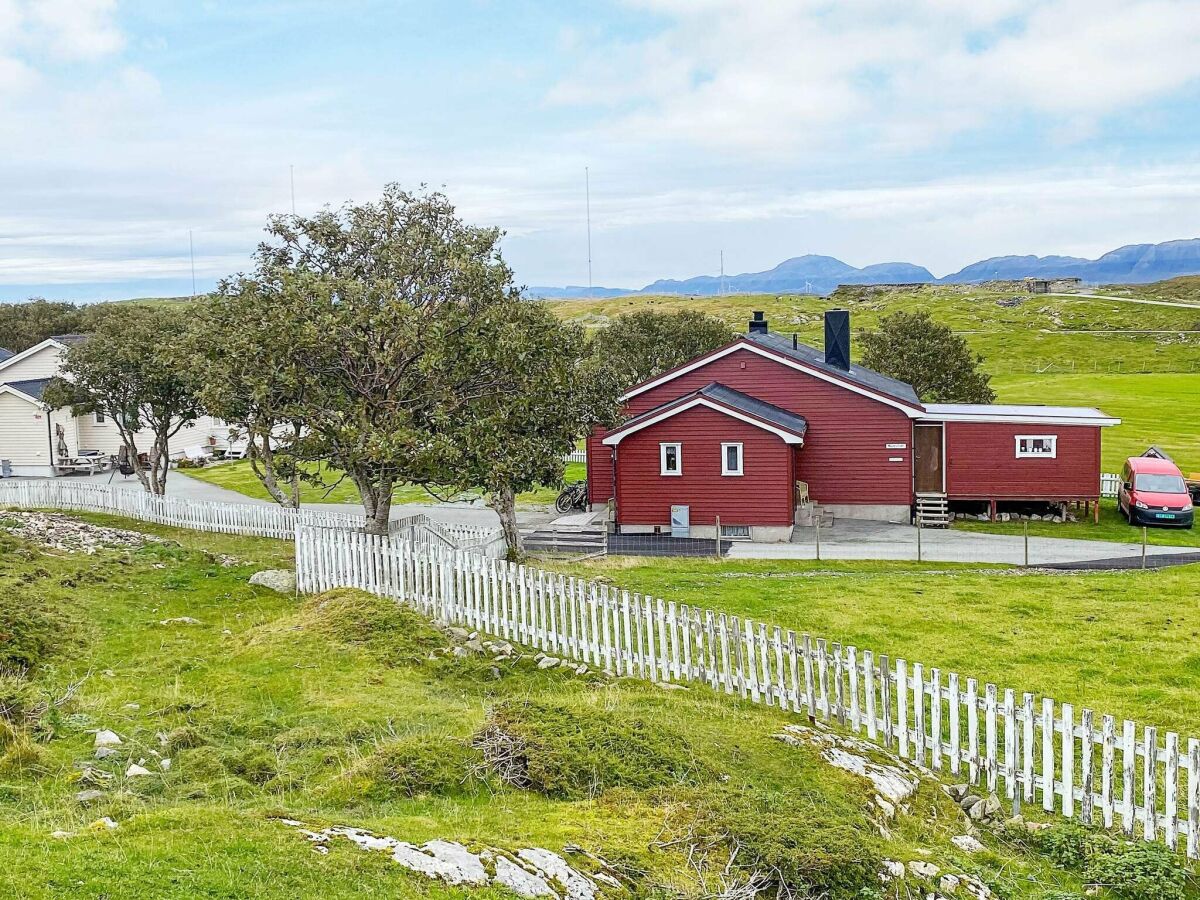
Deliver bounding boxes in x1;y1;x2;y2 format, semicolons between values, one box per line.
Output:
913;425;944;493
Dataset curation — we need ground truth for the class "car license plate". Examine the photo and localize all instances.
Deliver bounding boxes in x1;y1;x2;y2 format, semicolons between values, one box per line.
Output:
1155;513;1176;519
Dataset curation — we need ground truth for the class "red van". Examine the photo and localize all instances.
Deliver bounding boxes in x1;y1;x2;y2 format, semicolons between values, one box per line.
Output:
1117;457;1194;528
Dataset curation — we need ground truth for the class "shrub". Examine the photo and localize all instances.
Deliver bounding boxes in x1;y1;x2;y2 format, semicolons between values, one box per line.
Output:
163;725;208;753
348;734;486;800
1016;823;1191;900
475;700;715;800
0;590;79;671
685;784;880;899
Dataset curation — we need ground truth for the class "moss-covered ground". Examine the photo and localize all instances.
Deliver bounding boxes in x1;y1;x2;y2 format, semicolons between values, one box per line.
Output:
0;513;1153;898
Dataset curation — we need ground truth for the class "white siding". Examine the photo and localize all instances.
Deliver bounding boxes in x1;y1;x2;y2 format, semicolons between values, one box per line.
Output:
0;344;64;381
0;393;52;466
76;414;228;457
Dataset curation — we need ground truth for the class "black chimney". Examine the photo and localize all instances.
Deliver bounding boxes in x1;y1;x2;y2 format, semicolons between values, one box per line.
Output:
748;311;768;335
824;309;850;370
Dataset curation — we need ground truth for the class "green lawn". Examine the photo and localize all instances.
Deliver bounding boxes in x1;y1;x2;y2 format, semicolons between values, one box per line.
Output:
992;372;1200;474
565;556;1200;739
954;498;1199;548
182;460;587;507
0;514;1101;898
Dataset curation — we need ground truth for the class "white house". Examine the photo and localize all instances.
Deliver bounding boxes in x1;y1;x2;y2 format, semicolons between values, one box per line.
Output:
0;336;229;477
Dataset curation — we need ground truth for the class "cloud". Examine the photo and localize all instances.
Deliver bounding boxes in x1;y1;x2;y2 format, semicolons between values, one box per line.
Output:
550;0;1200;155
27;0;123;61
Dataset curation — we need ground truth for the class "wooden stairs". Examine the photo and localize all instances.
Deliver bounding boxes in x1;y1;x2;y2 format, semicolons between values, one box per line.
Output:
914;493;951;528
521;512;608;555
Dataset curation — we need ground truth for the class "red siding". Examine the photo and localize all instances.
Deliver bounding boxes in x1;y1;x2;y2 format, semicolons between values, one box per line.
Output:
586;428;614;506
618;348;914;505
945;422;1102;500
614;405;794;526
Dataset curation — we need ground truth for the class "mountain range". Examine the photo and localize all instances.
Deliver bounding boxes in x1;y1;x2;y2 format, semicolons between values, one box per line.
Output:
529;238;1200;298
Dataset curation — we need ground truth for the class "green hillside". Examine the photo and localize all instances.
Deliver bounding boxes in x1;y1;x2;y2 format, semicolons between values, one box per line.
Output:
0;513;1133;899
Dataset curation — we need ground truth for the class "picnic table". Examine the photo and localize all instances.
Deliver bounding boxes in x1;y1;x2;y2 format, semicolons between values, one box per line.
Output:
55;454;111;475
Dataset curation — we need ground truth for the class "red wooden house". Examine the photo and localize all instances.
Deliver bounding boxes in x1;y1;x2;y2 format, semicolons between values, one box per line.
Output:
586;310;1119;540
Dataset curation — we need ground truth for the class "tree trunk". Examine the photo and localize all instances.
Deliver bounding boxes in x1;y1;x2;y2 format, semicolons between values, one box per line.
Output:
354;473;394;535
248;427;299;508
487;483;523;559
147;431;170;495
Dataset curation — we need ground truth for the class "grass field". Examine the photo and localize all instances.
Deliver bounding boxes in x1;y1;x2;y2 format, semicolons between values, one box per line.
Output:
564;556;1200;739
0;514;1107;898
183;460;587;507
954;498;1199;548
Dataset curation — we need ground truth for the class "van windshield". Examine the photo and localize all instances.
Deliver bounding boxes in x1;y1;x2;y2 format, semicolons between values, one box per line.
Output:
1134;473;1187;494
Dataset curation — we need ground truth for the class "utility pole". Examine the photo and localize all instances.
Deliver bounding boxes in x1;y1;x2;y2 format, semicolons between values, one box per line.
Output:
189;230;196;298
290;164;297;215
585;167;593;299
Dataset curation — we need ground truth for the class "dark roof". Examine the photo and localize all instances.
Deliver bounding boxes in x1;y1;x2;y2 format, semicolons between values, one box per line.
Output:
0;348;12;363
50;334;89;346
743;330;922;407
614;381;808;439
2;377;52;401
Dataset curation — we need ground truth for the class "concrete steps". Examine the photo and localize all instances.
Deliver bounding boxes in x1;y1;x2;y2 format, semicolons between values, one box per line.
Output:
794;501;834;527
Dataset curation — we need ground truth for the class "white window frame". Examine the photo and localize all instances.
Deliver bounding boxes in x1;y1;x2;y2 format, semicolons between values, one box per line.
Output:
721;442;744;476
1015;434;1057;459
659;442;682;476
93;411;106;425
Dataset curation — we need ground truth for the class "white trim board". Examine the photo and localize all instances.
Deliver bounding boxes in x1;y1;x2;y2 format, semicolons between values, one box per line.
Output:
0;337;69;375
602;397;806;446
918;413;1120;427
618;340;926;418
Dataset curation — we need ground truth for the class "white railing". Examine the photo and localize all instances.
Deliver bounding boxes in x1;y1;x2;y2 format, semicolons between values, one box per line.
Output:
0;480;365;539
564;449;587;464
295;524;1200;860
1101;473;1121;498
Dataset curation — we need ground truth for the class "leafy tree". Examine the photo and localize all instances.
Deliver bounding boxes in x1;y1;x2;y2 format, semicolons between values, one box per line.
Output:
188;287;309;508
424;302;621;556
226;184;524;534
859;310;995;403
44;308;201;495
589;309;735;388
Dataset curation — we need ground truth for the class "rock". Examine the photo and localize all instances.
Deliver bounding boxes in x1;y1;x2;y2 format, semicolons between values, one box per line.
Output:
537;656;560;670
493;856;557;897
94;746;118;760
88;817;119;831
448;627;470;641
464;638;484;653
908;860;940;879
159;616;201;626
79;767;112;785
452;647;471;659
160;758;172;771
75;789;105;804
951;834;986;853
248;569;297;593
982;793;1002;816
946;783;970;801
575;664;588;675
940;873;962;892
489;667;502;680
880;860;906;881
518;848;598;900
94;730;123;748
965;798;988;820
125;763;152;777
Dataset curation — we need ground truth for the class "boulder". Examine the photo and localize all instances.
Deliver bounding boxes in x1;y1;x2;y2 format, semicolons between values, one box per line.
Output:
908;860;940;879
125;763;152;777
249;570;297;593
952;834;986;853
94;729;122;748
75;789;105;805
537;657;560;670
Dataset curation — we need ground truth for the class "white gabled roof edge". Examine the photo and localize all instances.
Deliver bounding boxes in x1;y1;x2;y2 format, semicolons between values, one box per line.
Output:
0;383;48;407
0;337;68;375
619;340;926;418
602;397;805;446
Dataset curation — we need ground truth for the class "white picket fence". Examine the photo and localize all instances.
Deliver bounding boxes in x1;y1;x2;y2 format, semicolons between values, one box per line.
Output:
1101;473;1121;499
295;524;1200;859
0;480;362;540
564;449;587;465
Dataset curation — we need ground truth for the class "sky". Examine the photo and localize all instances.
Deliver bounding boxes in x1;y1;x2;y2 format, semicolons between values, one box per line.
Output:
2;0;1200;301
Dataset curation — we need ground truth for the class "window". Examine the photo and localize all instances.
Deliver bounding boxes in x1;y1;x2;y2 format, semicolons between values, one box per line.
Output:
721;442;743;476
1015;435;1057;458
1134;473;1187;494
94;411;105;425
660;442;682;476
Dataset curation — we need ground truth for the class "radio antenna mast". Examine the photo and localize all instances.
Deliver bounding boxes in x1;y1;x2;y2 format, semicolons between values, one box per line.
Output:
189;230;196;297
585;167;593;298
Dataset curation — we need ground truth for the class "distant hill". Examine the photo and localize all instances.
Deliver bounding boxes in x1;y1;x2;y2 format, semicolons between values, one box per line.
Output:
530;238;1200;298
